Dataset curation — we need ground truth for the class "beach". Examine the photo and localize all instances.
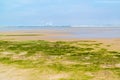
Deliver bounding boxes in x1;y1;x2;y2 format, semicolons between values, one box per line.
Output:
0;27;120;40
0;28;120;51
0;28;120;80
1;0;120;79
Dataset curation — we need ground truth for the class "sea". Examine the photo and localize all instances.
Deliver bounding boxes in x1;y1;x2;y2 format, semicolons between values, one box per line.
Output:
0;26;120;38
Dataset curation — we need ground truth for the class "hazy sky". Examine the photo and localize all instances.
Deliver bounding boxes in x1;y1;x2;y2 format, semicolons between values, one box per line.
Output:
0;0;120;26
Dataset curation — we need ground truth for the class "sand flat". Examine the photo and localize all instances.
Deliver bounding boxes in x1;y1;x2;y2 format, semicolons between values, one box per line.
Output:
0;30;120;50
0;30;120;52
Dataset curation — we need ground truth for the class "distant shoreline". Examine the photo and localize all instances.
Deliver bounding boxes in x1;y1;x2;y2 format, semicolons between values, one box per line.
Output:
0;26;120;32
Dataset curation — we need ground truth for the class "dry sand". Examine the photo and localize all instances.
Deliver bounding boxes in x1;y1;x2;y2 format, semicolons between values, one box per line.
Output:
0;64;33;80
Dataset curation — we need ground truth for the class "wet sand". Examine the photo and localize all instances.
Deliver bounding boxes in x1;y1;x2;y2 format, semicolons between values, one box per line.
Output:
0;29;120;51
0;29;119;41
0;29;71;41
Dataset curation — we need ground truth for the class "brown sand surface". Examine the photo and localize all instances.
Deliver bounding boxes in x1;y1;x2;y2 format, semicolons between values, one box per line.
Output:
0;29;120;51
0;64;33;80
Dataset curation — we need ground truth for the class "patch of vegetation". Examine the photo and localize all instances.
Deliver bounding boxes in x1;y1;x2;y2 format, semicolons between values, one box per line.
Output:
0;40;119;79
106;45;111;47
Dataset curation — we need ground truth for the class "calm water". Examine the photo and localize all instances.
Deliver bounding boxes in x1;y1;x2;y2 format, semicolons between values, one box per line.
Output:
0;26;120;38
69;27;120;38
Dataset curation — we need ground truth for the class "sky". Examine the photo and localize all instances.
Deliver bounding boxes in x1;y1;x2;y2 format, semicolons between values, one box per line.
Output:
0;0;120;26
